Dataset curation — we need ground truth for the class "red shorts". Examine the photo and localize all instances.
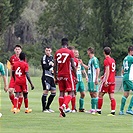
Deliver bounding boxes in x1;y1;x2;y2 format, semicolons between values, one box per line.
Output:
57;75;74;92
99;82;115;93
9;77;15;88
14;83;28;93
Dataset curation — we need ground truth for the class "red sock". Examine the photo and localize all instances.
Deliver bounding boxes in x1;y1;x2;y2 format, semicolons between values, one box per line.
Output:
64;95;72;107
59;97;64;107
18;97;23;109
98;98;103;109
14;97;18;108
111;98;116;110
71;96;76;110
9;94;14;105
66;104;69;109
24;98;28;108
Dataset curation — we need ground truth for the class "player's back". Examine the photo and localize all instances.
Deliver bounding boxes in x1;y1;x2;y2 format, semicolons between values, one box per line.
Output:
55;48;74;76
104;56;116;83
123;55;133;81
13;61;28;84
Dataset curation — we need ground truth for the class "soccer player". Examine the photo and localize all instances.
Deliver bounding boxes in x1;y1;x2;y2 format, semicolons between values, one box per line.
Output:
119;46;133;115
41;46;56;113
8;45;23;111
12;52;34;113
65;46;78;113
97;47;116;116
81;47;100;114
75;49;88;112
54;38;77;117
0;62;8;117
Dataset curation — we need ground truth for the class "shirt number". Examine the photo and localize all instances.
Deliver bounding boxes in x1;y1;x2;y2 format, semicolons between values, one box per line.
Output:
57;53;69;63
112;63;116;72
123;61;129;71
15;67;22;77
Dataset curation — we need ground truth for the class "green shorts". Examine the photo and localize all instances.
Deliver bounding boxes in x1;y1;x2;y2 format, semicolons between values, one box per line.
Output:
123;80;133;91
88;82;98;92
76;81;84;92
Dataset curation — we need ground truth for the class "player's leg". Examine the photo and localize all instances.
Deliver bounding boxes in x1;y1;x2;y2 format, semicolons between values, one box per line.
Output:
126;81;133;115
45;78;56;112
108;93;116;116
79;81;85;112
17;92;23;111
23;92;32;113
119;81;129;115
13;92;20;114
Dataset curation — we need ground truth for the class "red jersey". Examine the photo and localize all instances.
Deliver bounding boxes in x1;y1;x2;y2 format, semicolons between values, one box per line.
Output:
10;54;20;65
54;48;74;76
104;56;116;84
12;61;28;85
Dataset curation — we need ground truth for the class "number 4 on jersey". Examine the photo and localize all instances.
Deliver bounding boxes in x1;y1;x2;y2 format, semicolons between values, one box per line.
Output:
15;67;22;77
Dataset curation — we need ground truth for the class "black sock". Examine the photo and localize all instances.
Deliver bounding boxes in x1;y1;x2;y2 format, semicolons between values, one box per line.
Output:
46;93;56;109
111;112;115;115
41;94;47;111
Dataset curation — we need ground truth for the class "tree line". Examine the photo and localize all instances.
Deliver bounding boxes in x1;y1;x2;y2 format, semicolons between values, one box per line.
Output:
0;0;133;74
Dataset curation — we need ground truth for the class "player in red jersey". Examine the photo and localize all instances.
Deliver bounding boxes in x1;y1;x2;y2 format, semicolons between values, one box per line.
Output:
12;52;34;114
54;38;77;117
8;45;23;111
65;46;78;113
97;47;116;116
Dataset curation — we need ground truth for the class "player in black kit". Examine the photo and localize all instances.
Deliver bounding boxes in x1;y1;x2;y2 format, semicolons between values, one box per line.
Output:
41;46;56;113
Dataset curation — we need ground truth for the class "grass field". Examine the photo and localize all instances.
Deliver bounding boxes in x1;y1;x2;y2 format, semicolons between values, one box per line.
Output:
0;77;133;133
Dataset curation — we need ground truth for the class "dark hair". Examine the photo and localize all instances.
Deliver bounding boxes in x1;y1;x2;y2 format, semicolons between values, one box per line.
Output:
104;47;111;55
19;52;25;60
61;38;68;46
88;47;94;54
68;46;75;50
14;44;22;49
45;46;51;49
128;46;133;53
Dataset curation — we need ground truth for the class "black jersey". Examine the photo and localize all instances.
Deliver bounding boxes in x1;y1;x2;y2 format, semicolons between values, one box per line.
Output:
41;54;54;79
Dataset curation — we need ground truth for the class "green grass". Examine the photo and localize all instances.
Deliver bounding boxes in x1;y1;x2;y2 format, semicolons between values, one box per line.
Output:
0;77;133;133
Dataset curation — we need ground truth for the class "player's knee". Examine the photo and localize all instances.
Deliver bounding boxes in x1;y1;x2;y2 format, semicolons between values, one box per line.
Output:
9;88;14;94
23;93;28;99
81;92;85;98
15;92;20;98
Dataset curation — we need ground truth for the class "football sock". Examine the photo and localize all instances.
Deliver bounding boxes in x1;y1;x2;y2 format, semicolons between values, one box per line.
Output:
120;96;126;111
18;96;23;109
41;94;47;111
111;98;116;111
46;93;56;109
9;94;14;105
79;98;84;110
128;96;133;111
14;97;18;108
95;97;98;109
98;98;103;110
64;95;72;107
24;98;28;108
91;98;96;109
71;96;76;110
59;97;64;107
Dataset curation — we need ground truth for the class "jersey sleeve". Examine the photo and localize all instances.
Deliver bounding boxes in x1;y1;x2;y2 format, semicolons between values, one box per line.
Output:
93;58;99;69
25;63;29;72
70;50;74;58
104;59;109;67
0;63;5;76
81;65;85;70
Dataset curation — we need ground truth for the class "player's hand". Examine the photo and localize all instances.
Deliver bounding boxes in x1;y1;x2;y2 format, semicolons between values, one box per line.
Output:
95;79;98;85
4;86;8;92
104;81;108;87
31;84;34;90
79;59;83;64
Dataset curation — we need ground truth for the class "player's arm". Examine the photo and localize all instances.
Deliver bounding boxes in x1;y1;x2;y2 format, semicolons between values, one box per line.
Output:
71;58;77;78
54;59;58;83
79;59;89;69
25;72;34;90
82;69;88;81
104;66;109;86
95;68;100;85
41;57;53;70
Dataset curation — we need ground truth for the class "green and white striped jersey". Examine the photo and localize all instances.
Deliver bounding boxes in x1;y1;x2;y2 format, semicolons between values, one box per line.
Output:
88;56;99;83
123;55;133;81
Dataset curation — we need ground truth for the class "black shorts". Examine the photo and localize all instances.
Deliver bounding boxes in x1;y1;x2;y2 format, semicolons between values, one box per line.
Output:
41;76;56;91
